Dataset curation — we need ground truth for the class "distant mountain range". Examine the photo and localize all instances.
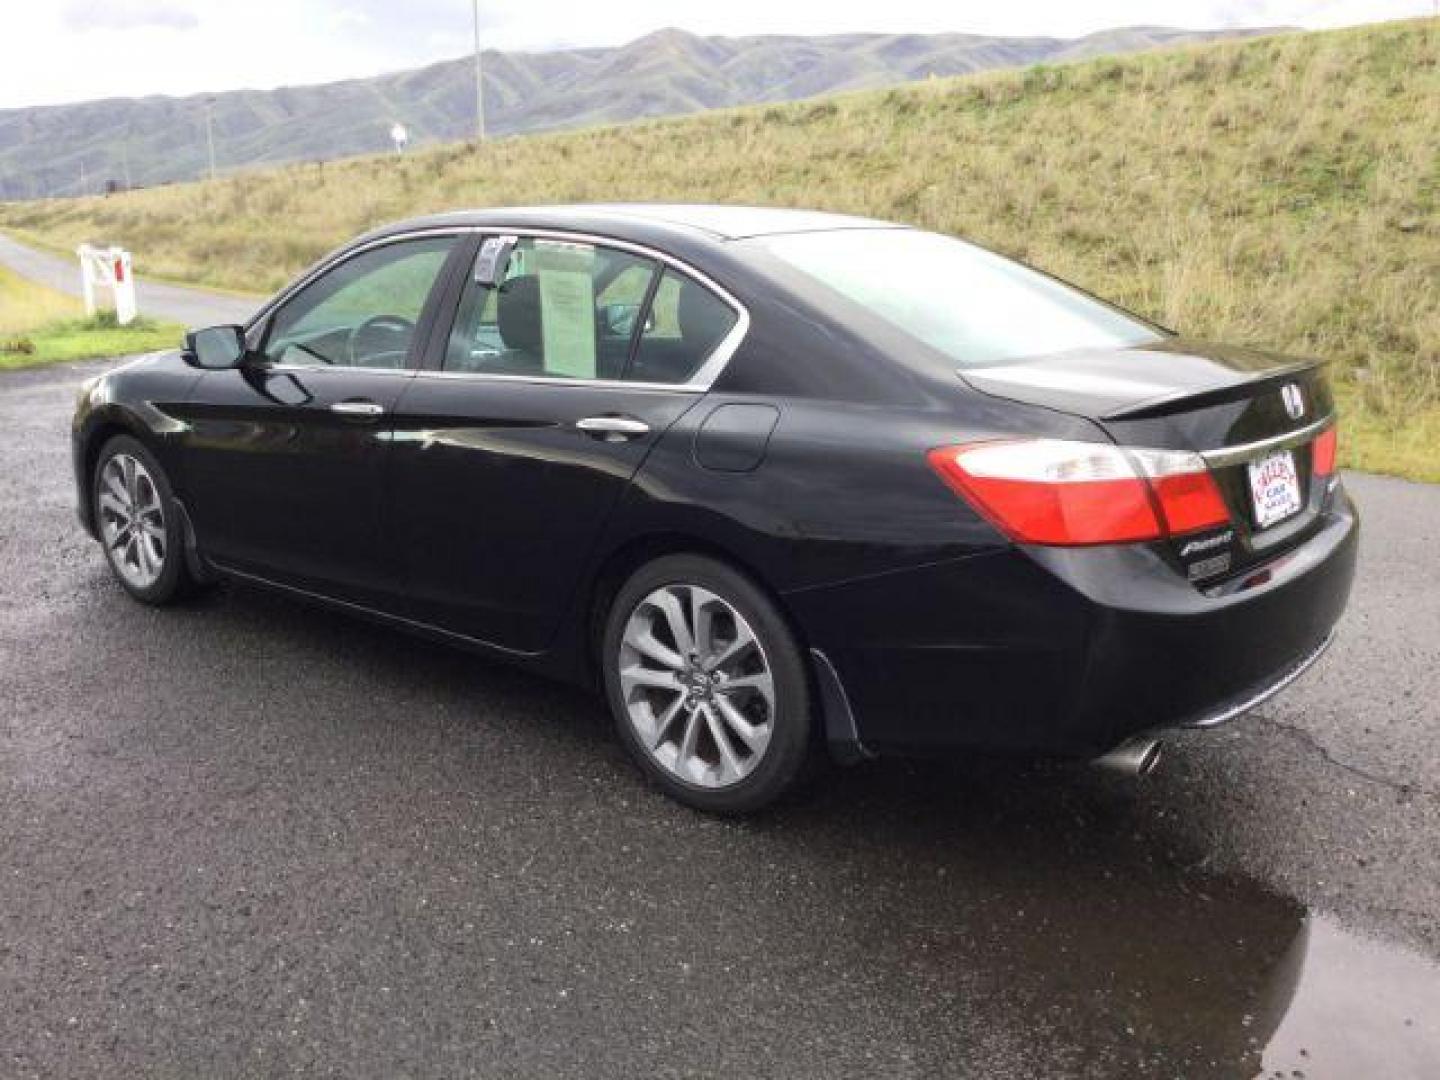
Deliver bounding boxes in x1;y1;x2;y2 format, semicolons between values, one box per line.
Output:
0;25;1285;200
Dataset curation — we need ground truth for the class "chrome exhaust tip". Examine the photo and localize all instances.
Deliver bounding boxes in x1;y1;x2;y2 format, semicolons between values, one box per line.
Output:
1092;736;1163;777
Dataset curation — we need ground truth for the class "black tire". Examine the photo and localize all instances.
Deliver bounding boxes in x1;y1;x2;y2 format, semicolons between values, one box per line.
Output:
601;553;814;814
92;434;198;605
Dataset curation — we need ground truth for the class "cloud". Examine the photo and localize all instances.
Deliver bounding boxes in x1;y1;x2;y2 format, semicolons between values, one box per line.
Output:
62;0;199;32
327;8;371;31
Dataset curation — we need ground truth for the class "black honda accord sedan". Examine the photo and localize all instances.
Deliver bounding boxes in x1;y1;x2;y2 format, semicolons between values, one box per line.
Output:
73;204;1357;812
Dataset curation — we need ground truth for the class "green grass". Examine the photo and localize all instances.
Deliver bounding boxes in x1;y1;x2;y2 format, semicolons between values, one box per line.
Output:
2;18;1436;478
1336;386;1440;484
0;267;184;370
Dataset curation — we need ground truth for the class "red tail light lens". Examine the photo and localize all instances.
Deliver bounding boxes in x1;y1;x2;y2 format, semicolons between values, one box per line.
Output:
1134;452;1232;536
927;439;1230;547
1312;426;1338;477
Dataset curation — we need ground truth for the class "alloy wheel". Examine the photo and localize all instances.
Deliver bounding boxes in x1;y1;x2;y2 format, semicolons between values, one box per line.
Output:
618;583;776;789
98;453;167;590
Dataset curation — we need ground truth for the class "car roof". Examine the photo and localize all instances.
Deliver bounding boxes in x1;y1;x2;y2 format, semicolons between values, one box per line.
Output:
363;203;898;247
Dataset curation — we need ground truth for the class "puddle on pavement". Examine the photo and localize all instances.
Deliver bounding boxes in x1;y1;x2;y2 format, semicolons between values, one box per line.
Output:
784;762;1440;1078
948;876;1440;1077
1254;914;1440;1079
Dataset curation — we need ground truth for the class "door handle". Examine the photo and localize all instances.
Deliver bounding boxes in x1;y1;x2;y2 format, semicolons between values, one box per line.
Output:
576;416;650;441
330;399;385;420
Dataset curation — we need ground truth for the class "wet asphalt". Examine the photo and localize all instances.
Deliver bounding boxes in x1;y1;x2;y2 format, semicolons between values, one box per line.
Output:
2;356;1438;1079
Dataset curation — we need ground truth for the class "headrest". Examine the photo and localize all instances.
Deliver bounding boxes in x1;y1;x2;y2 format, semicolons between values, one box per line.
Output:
497;276;543;354
676;278;734;357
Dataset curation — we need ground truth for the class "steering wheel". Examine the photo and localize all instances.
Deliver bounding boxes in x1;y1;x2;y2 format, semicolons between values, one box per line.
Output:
346;314;415;368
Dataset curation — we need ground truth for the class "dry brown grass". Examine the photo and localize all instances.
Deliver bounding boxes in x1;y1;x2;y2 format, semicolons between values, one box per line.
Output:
0;265;81;336
3;18;1437;475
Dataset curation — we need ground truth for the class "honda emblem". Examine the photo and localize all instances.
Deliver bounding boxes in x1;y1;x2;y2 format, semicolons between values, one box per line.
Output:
1281;383;1305;421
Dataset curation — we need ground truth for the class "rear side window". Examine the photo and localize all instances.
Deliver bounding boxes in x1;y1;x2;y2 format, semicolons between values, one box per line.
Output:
445;238;655;381
444;239;738;385
627;269;739;385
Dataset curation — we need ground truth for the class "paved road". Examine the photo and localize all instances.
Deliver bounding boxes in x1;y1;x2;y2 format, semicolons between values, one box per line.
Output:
0;232;258;327
2;357;1438;1078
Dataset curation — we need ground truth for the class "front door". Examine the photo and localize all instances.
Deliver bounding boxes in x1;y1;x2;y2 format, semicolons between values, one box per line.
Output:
178;234;462;601
385;235;744;652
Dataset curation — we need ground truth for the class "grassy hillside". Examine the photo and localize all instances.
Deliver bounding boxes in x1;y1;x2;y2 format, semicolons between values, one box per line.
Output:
3;18;1436;476
0;27;1273;199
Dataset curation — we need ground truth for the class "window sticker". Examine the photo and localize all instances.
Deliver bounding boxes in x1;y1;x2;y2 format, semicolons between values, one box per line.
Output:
533;242;597;379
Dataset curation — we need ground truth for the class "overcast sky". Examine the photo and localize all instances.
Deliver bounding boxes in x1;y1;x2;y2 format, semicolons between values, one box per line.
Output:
1;0;1431;109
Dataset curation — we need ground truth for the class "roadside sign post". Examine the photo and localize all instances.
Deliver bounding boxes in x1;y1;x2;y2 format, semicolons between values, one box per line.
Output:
76;243;137;325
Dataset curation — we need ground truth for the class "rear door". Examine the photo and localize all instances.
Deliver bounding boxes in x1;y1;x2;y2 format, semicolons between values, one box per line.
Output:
179;234;463;601
384;233;744;652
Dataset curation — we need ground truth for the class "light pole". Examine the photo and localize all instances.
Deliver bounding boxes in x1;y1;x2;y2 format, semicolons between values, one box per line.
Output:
471;0;486;141
204;97;217;181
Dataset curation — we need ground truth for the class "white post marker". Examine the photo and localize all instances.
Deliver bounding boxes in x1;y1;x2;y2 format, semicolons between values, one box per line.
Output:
78;246;96;316
76;244;138;325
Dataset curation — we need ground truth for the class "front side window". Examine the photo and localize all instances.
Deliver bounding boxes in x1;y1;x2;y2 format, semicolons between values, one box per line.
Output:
444;238;738;385
262;236;455;369
749;228;1162;369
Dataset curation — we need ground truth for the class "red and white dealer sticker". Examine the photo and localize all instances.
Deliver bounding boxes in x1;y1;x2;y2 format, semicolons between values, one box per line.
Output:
1248;449;1303;528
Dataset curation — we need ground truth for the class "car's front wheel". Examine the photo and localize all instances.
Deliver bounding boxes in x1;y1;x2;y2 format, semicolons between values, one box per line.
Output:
602;554;814;814
92;434;198;605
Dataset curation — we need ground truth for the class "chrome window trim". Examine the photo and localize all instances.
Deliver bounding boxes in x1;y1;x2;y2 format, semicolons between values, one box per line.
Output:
409;369;703;394
246;224;751;392
263;363;416;377
1199;415;1334;468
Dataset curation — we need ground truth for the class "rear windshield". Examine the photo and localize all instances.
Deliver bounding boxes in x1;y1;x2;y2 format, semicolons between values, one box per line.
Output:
749;228;1163;368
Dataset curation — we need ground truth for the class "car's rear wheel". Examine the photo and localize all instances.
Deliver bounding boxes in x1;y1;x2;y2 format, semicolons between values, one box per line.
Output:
93;434;197;605
602;554;813;813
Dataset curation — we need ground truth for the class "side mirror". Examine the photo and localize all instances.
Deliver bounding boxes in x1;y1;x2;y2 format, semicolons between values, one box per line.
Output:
184;325;248;370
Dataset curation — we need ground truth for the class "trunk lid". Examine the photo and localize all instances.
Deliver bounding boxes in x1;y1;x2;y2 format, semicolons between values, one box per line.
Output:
961;337;1338;583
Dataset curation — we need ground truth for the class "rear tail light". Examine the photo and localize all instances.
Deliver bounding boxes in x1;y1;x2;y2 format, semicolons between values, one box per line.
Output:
1132;450;1233;536
1312;425;1338;477
926;439;1230;547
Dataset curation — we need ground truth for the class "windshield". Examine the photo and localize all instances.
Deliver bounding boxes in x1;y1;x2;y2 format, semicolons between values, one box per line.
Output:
751;228;1163;368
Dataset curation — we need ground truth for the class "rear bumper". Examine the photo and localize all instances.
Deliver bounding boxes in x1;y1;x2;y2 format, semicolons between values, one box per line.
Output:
790;483;1359;758
1179;629;1333;730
